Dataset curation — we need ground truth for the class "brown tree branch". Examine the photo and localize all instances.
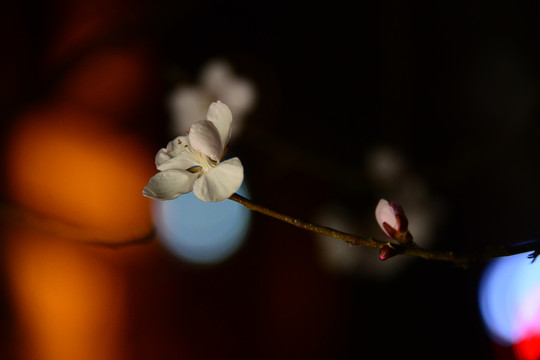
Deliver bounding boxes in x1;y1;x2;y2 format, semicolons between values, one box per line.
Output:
0;200;155;248
229;193;540;266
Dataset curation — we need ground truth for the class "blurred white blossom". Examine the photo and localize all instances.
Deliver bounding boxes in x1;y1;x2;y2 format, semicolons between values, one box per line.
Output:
168;60;256;140
365;146;406;186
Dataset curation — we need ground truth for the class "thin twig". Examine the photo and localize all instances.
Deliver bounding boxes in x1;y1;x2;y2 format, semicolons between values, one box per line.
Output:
229;193;540;266
229;193;383;248
0;200;156;248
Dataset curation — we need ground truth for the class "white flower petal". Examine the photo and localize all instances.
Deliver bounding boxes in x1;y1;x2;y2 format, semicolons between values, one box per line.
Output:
188;120;222;161
142;170;196;200
157;152;200;171
155;136;189;167
193;157;244;202
375;199;399;237
206;101;232;149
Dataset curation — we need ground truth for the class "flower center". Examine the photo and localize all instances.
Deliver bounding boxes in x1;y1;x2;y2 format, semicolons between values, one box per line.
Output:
185;144;217;174
196;151;217;173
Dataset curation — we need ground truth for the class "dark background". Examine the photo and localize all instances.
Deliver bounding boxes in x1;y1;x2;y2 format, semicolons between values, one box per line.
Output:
1;0;539;359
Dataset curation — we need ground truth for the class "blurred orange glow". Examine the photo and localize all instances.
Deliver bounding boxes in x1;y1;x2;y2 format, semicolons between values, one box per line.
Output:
4;100;156;359
1;1;160;359
5;229;126;360
43;0;144;70
6;101;154;243
56;45;157;121
6;97;158;360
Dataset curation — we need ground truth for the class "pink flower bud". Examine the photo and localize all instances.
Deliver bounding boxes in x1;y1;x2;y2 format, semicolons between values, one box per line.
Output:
375;199;413;243
379;243;399;261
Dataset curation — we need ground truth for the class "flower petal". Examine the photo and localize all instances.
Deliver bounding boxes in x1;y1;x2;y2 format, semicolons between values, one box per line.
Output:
193;157;243;202
157;152;199;171
188;120;222;161
155;136;189;167
375;199;399;237
142;170;196;200
206;101;232;150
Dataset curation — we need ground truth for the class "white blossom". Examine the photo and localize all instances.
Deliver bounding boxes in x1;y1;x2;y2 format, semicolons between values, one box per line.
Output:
143;101;243;202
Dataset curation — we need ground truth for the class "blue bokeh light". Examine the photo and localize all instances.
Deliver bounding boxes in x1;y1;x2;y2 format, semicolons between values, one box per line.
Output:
153;184;251;264
478;251;540;346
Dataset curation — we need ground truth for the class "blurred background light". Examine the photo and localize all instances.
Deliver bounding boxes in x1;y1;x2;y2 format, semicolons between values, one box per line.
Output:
5;230;126;360
153;182;251;265
478;250;540;358
168;59;256;141
5;103;154;242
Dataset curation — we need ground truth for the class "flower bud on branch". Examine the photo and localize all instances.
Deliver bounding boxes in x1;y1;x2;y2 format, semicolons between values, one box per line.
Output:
142;101;540;266
375;199;413;244
379;242;400;261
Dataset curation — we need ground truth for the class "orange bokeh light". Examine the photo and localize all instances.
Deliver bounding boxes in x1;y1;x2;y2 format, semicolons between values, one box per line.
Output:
5;228;127;360
55;45;157;122
2;1;161;359
3;100;157;360
5;101;155;243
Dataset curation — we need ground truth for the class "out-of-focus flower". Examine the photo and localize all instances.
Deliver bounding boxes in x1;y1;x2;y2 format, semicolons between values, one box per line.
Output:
375;199;412;243
168;60;256;140
366;146;406;186
143;101;243;202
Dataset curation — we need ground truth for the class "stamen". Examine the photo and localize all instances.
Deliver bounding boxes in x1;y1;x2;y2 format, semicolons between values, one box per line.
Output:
187;166;202;173
182;141;218;173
